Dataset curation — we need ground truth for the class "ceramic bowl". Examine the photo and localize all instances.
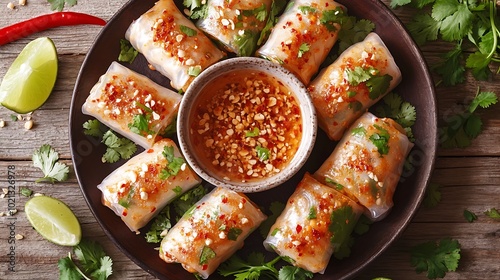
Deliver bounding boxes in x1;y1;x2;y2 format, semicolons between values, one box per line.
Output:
177;57;317;192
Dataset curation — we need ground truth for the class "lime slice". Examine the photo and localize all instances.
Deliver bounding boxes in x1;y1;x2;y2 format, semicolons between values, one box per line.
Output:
25;196;81;246
0;37;58;113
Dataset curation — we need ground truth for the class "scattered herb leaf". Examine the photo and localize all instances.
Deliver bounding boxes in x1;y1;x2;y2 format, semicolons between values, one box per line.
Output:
423;183;442;208
180;25;197;36
410;238;461;279
484;208;500;219
20;187;33;197
463;209;477;223
47;0;77;12
256;145;270;162
32;144;70;183
259;201;285;238
118;39;138;64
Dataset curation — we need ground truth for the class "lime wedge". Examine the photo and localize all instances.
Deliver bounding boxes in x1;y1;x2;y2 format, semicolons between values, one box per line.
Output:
0;37;58;113
25;196;81;246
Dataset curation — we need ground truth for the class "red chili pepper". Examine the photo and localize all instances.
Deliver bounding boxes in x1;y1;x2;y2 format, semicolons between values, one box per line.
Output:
0;12;106;46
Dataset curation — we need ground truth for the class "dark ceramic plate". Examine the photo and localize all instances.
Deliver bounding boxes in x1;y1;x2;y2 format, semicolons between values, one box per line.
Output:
69;0;437;279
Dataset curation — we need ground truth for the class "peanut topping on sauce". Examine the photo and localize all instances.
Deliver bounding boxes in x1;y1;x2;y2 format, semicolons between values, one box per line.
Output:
190;70;302;183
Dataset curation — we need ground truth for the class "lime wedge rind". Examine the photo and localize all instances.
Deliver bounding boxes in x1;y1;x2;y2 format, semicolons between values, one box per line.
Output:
0;37;58;114
25;196;81;247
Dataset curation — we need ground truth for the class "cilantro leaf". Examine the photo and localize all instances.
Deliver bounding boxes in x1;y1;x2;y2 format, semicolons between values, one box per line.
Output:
407;13;441;46
367;74;392;100
47;0;77;12
83;119;104;138
101;130;137;163
345;66;372;86
256;145;270;162
278;266;314;280
218;252;280;279
234;29;259;56
369;125;390;155
58;255;82;280
433;43;465;86
20;187;33;197
59;239;113;280
337;18;375;54
259;201;285;238
180;25;197;36
32;144;70;183
320;7;346;32
439;88;497;148
200;246;216;265
258;0;287;45
172;185;207;219
410;238;461;279
188;65;202;77
374;92;417;140
433;0;474;41
353;214;373;235
484;208;500;219
118;39;138;64
183;0;208;19
228;227;243;241
298;43;310;58
159;146;185;180
145;207;172;243
423;183;442;208
246;127;260;137
329;205;357;249
463;209;477;222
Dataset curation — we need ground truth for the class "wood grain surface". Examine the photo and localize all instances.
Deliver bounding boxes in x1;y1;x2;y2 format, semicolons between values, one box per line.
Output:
0;0;499;279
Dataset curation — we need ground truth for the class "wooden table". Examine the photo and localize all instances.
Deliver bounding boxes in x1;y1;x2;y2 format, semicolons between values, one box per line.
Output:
0;0;499;279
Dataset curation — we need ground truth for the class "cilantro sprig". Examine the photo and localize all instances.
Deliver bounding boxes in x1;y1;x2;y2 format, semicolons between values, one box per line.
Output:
183;0;208;19
392;0;500;85
374;92;417;141
118;39;138;64
410;238;461;279
58;239;113;280
32;144;70;183
258;0;287;45
218;252;313;280
48;0;77;11
439;88;498;148
83;119;137;163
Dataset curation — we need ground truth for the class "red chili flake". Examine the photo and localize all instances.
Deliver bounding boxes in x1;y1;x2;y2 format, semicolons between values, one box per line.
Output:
222;196;228;203
147;149;154;153
219;214;226;220
296;224;302;233
151;207;156;213
122;209;128;217
202;264;208;270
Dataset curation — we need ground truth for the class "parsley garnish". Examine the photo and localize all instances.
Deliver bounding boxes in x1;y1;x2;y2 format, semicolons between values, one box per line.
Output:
179;25;197;36
256;145;270;162
227;227;243;241
369;124;390;155
188;65;202;77
58;239;113;280
392;0;500;84
159;146;185;180
32;144;70;183
351;126;367;136
298;43;310;58
410;238;461;279
118;39;138;64
234;29;259;56
329;205;356;249
200;246;216;265
245;127;260;137
439;88;498;148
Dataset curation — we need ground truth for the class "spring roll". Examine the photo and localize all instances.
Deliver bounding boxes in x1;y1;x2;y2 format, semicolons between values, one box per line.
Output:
125;0;226;91
97;138;201;232
160;187;266;279
255;0;346;84
82;62;181;149
308;32;402;141
264;173;363;274
196;0;272;56
314;112;413;220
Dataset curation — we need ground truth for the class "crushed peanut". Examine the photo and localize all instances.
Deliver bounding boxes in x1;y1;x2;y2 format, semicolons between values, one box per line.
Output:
190;70;302;183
